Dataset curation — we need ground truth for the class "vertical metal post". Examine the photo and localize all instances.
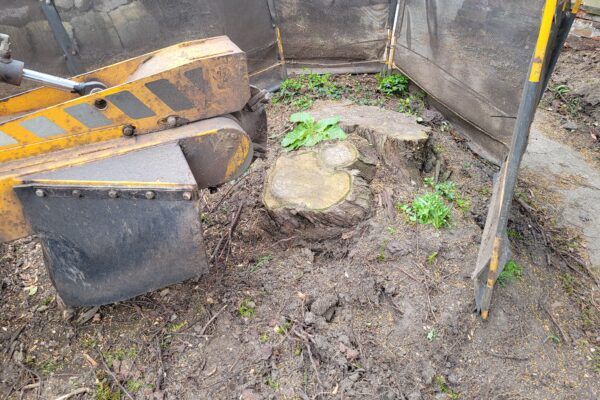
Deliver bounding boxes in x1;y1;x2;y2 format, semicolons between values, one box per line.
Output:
40;0;83;76
474;0;561;319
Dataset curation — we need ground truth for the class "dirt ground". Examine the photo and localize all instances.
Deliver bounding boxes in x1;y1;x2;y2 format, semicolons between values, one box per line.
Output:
1;36;599;400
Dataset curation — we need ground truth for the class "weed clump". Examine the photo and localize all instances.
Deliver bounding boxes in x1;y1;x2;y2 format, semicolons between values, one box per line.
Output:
497;260;523;287
376;73;409;96
397;178;471;229
424;177;471;213
273;71;342;109
398;192;451;229
281;112;346;151
238;299;256;318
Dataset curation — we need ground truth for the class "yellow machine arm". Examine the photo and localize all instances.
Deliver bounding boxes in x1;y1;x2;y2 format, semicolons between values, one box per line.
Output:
0;36;267;306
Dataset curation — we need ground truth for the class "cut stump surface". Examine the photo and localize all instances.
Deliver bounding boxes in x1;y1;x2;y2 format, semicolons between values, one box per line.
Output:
263;139;375;238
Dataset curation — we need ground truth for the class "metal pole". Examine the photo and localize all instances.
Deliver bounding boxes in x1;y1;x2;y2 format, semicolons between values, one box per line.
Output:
475;0;559;319
22;68;79;92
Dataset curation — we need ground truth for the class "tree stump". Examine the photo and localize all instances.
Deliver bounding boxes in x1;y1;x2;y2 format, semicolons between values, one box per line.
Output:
311;101;431;183
263;138;376;238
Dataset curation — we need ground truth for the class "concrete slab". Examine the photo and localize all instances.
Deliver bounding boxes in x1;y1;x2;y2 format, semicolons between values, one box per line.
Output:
522;111;600;272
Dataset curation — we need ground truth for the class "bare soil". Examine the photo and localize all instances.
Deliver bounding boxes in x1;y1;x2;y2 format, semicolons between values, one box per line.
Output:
1;41;599;400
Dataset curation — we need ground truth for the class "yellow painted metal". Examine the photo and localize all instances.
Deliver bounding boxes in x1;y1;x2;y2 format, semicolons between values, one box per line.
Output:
529;0;559;83
0;117;250;242
481;236;502;320
572;0;583;12
0;36;250;163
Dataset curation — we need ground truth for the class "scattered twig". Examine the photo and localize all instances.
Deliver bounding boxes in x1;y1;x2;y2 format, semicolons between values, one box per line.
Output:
15;361;42;399
210;201;245;264
224;201;245;260
208;170;255;213
485;351;530;361
20;382;40;391
398;267;421;283
155;337;164;392
267;235;297;249
97;350;134;400
514;193;599;287
539;302;571;344
53;387;91;400
76;306;100;325
5;325;25;356
304;341;323;389
197;305;228;336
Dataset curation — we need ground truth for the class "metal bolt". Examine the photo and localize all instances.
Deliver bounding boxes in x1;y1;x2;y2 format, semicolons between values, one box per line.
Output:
145;191;155;200
72;189;82;198
122;125;135;137
35;189;45;198
182;191;193;201
108;190;118;199
166;116;178;128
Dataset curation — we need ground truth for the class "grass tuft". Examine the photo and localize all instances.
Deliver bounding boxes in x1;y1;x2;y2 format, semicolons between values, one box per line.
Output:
497;260;523;287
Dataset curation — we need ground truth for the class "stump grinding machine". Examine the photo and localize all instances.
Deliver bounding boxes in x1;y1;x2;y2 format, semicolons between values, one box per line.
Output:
0;35;268;306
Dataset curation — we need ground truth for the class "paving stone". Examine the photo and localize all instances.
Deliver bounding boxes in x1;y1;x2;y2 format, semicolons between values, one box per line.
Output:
109;1;160;49
71;11;122;55
55;0;74;10
0;6;30;27
93;0;129;12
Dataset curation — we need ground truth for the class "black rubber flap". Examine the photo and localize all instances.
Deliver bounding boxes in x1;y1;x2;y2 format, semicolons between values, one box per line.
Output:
15;143;207;306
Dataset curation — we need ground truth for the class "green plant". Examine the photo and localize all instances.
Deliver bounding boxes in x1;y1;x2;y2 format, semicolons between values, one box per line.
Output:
167;321;187;332
377;73;409;96
398;94;426;116
560;273;575;295
550;84;570;96
292;95;313;110
266;376;280;390
251;254;272;272
40;359;58;374
399;192;451;229
81;336;98;350
281;112;346;151
425;178;471;213
497;260;523;287
274;321;292;335
102;348;138;368
273;71;342;106
126;380;142;393
434;376;460;399
294;345;302;356
507;228;523;241
273;77;303;103
549;84;582;117
96;379;121;400
376;247;386;262
548;333;561;344
259;332;269;343
238;299;256;318
592;349;600;374
427;328;437;341
427;251;438;265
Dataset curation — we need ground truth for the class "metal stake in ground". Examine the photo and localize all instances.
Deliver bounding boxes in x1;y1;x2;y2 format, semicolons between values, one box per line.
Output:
473;0;579;319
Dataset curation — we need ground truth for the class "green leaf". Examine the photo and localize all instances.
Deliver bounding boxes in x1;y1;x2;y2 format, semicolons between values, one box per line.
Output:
281;129;303;148
324;125;347;140
290;112;314;124
315;116;340;130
